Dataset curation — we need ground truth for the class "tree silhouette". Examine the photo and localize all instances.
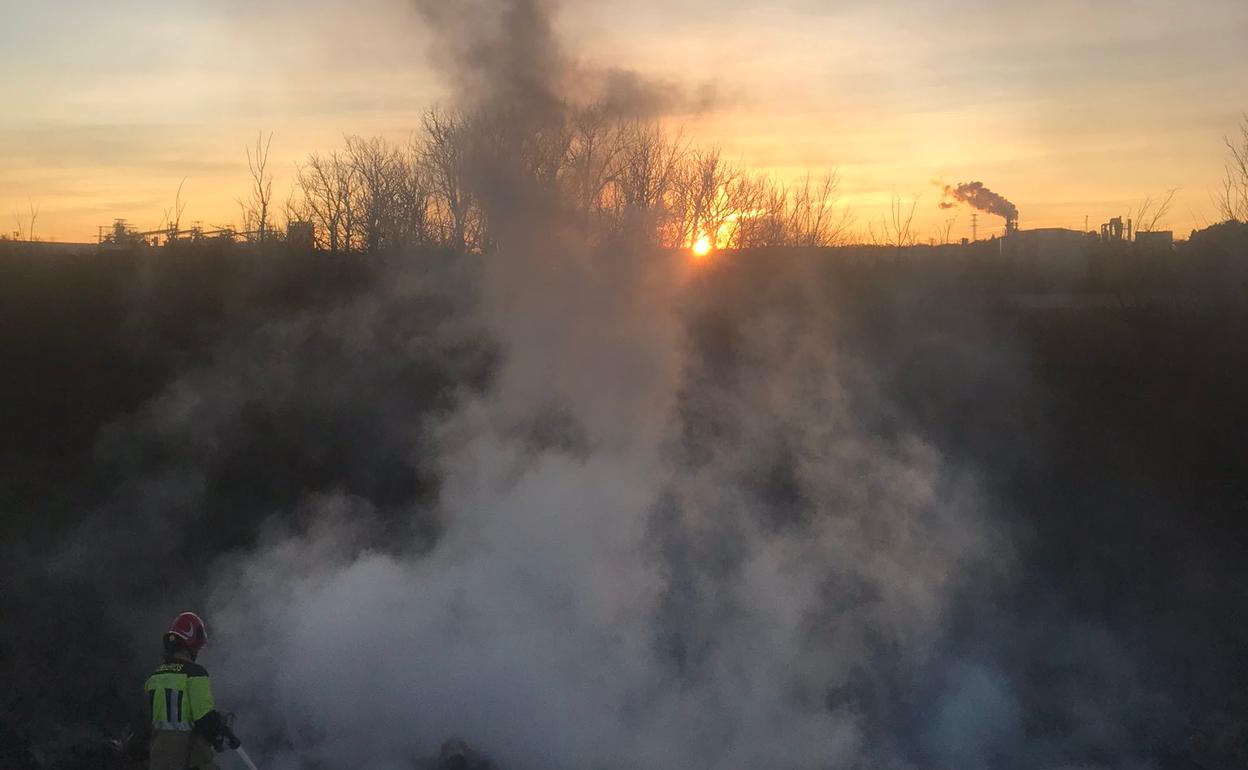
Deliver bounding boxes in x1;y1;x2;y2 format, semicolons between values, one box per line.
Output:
238;131;275;242
1218;114;1248;223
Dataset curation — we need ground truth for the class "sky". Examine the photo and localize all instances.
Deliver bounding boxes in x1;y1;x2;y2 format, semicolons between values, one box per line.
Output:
1;0;1246;242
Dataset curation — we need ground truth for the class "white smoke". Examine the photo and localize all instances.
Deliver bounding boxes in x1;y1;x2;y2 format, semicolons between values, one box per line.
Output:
190;2;1010;767
201;238;1007;769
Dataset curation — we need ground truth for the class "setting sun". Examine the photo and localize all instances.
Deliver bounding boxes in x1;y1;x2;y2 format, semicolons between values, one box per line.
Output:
692;235;713;258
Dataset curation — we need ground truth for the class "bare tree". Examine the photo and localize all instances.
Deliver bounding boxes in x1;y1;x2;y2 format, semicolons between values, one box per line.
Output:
285;111;868;256
238;131;275;242
346;135;404;253
296;151;358;253
563;103;624;230
421;108;476;252
17;199;40;242
725;170;850;249
867;191;919;255
606;120;686;243
160;178;189;241
788;171;852;247
281;193;301;225
1131;188;1178;234
735;175;790;248
720;174;768;248
295;155;332;251
1217;114;1248;223
395;137;438;249
515;104;574;189
342;134;446;254
670;147;743;249
338;152;364;252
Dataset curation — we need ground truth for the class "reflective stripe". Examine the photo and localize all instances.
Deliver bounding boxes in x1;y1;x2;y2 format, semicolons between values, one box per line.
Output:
153;721;193;731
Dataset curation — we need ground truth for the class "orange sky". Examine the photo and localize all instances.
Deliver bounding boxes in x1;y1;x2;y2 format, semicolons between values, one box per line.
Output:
2;0;1245;242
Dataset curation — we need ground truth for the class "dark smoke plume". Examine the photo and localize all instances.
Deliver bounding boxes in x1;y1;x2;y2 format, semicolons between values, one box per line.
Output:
413;0;565;115
939;180;1018;221
411;0;716;120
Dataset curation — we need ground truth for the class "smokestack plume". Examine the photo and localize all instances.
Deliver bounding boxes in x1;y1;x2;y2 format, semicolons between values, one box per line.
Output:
939;181;1019;226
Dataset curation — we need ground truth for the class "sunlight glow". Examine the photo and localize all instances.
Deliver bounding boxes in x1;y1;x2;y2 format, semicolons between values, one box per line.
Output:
692;234;713;258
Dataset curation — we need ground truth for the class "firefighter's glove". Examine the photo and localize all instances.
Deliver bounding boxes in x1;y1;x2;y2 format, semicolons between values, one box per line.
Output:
220;711;242;750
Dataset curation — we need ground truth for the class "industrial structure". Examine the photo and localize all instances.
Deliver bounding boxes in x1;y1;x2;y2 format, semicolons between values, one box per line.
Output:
286;221;315;251
98;219;238;248
1134;230;1175;251
1095;216;1174;251
97;219;315;251
1100;217;1133;243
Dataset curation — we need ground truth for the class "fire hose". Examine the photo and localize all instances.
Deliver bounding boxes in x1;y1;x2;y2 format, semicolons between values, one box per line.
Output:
218;713;259;770
235;747;261;770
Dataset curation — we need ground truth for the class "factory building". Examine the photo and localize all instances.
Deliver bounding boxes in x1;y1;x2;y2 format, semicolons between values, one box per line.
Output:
1000;227;1093;287
1134;230;1175;252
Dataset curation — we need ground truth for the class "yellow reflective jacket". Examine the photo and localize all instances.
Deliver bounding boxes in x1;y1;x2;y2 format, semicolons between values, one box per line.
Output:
143;658;221;770
145;659;215;730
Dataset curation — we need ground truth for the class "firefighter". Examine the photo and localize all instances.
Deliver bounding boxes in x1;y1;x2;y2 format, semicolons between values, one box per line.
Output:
143;612;239;770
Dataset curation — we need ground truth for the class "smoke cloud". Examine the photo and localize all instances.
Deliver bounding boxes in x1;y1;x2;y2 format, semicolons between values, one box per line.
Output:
939;180;1019;222
189;3;1019;767
200;245;1016;768
412;0;718;119
413;0;565;114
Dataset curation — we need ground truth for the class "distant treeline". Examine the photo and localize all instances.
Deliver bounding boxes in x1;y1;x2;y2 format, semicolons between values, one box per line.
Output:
7;218;1246;304
238;105;855;254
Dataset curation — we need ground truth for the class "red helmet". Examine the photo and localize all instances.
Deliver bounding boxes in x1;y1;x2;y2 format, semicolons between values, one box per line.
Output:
165;611;208;655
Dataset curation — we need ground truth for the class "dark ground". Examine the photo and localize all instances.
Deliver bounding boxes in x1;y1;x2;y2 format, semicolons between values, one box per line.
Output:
2;225;1247;768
